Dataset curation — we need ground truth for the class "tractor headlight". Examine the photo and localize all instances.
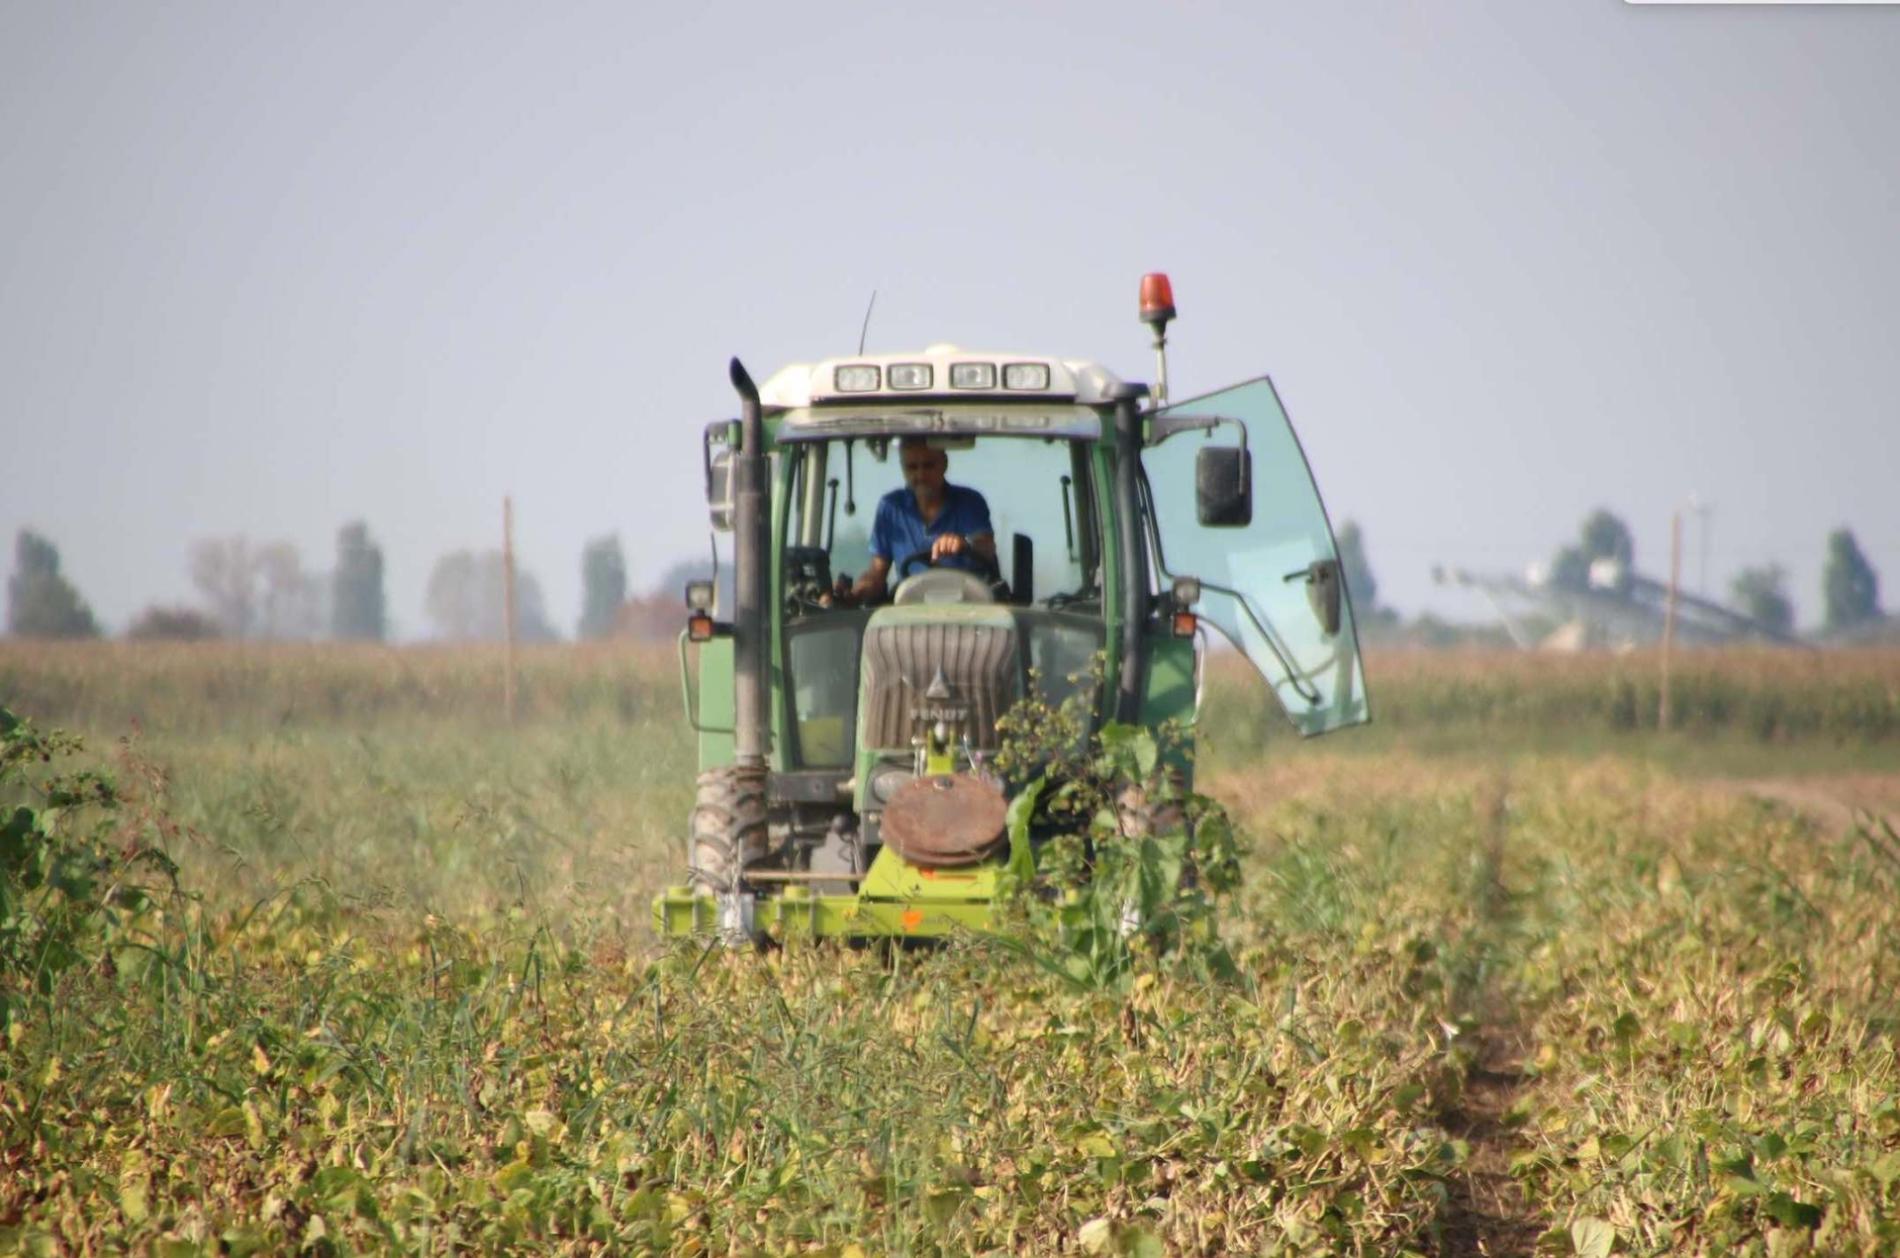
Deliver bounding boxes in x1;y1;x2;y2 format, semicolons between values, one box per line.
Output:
949;362;996;390
887;363;932;390
1002;362;1051;390
834;364;880;392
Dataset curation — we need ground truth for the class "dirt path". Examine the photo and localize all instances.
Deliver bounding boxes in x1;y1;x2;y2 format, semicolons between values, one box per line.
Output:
1722;775;1900;838
1434;777;1545;1257
1438;1029;1541;1256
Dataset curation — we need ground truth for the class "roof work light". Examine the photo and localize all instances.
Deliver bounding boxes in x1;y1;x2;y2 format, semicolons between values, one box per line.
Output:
834;364;880;392
1002;362;1051;390
887;363;932;390
949;362;997;390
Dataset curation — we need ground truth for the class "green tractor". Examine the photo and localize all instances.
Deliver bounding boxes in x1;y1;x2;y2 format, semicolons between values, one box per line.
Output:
653;275;1368;942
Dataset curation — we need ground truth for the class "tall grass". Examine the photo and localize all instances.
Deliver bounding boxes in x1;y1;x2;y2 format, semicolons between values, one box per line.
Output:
1205;646;1900;749
0;641;678;735
6;642;1896;744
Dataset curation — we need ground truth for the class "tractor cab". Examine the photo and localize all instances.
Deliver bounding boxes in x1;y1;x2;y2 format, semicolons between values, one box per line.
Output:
659;277;1368;941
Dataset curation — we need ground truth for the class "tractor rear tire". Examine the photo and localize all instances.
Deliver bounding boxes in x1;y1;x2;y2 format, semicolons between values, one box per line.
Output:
688;765;769;894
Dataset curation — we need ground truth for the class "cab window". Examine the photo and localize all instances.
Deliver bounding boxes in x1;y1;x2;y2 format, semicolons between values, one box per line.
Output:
787;436;1101;604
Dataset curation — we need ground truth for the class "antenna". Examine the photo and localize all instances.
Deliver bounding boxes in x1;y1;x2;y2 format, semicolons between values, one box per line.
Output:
857;289;878;355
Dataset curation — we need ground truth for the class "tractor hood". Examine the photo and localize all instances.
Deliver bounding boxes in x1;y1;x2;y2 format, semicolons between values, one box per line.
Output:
856;603;1021;755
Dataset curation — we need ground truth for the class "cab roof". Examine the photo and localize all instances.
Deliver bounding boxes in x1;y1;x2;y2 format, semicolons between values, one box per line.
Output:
758;345;1128;410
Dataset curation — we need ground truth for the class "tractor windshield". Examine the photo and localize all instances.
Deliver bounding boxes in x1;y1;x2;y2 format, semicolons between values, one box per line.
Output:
787;436;1103;606
779;435;1107;768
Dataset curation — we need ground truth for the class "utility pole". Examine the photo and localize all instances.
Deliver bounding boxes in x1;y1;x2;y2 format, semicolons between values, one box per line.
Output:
1659;510;1681;732
502;495;518;726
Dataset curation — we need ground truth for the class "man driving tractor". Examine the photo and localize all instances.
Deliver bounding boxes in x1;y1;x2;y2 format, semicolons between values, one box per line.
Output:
836;435;998;605
658;282;1371;942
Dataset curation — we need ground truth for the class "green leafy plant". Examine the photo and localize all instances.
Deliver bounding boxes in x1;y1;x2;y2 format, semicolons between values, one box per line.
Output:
0;707;178;1031
991;669;1242;989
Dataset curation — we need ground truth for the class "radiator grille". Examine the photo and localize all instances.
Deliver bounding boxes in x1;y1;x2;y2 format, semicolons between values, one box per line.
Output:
860;620;1021;751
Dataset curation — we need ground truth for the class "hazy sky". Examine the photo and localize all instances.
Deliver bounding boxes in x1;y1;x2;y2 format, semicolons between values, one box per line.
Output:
3;1;1895;637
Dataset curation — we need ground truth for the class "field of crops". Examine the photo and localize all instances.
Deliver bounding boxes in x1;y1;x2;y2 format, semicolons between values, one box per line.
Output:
3;643;1898;1254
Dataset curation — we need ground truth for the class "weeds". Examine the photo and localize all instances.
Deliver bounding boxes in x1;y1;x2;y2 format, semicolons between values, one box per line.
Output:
0;708;180;1034
991;671;1242;989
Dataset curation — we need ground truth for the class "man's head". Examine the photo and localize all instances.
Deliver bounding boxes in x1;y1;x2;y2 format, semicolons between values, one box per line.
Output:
898;436;949;508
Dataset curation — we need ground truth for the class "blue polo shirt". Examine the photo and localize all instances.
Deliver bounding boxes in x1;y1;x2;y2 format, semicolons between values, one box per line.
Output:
869;483;993;573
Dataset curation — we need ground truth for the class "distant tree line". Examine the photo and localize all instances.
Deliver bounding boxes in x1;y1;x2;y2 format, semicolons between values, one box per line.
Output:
334;522;387;641
154;522;387;641
1821;528;1881;633
4;523;682;644
1334;520;1398;633
7;514;1887;645
1728;566;1794;638
185;537;325;639
7;522;391;643
423;550;557;643
6;531;98;639
578;535;627;640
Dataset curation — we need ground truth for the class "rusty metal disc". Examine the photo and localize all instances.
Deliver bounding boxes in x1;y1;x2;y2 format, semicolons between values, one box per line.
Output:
880;773;1008;868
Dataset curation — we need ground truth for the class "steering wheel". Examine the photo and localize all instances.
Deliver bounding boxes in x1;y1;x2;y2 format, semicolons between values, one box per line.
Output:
896;544;1003;584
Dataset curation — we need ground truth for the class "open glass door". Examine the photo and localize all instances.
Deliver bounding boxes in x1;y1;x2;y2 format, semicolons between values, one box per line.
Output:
1144;377;1369;735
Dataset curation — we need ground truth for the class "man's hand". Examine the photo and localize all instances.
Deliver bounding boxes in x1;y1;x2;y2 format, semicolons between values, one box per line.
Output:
850;555;893;605
929;533;968;562
928;532;997;564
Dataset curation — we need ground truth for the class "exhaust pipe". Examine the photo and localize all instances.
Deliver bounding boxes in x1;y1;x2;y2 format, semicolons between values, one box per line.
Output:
1112;385;1150;723
729;357;769;769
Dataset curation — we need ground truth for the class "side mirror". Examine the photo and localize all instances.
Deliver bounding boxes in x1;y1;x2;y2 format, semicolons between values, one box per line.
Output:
1195;446;1252;527
706;445;735;532
702;420;740;532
